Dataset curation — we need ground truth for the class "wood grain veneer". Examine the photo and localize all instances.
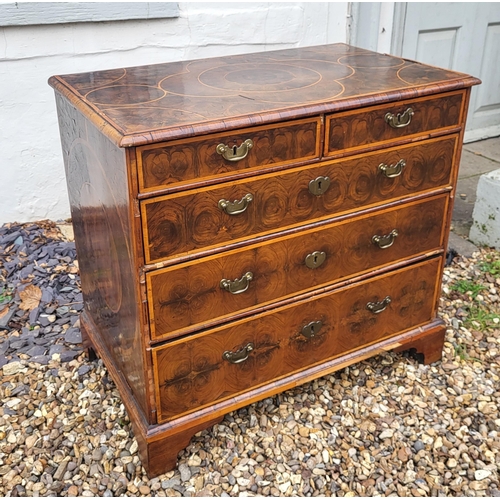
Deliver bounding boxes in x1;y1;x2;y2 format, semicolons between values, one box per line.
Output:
153;257;441;422
138;117;321;193
147;194;448;341
143;135;456;264
49;43;480;476
325;91;465;156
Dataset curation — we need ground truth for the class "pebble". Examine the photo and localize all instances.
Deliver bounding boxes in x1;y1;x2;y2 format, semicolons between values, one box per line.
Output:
474;470;492;480
178;463;192;482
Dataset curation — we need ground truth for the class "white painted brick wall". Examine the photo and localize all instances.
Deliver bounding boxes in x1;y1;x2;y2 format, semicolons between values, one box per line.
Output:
0;2;348;224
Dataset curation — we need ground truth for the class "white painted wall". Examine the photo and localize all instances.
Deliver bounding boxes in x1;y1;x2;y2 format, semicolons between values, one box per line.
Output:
0;2;349;224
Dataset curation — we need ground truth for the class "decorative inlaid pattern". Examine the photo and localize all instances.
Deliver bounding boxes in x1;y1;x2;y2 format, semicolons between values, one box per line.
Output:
49;44;479;146
153;257;441;421
147;195;447;340
142;135;457;264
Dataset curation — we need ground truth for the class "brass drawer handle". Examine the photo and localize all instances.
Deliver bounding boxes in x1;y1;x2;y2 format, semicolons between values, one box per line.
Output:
305;251;326;269
223;342;254;364
218;193;253;215
379;159;406;178
220;271;253;295
308;176;331;196
385;107;414;128
301;320;323;339
367;296;392;314
216;139;253;161
372;229;399;249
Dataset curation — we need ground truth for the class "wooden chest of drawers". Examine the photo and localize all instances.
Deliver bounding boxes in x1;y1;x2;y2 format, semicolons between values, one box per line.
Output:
49;44;480;476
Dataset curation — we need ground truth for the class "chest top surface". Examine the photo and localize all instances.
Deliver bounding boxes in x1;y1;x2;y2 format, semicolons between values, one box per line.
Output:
49;43;480;147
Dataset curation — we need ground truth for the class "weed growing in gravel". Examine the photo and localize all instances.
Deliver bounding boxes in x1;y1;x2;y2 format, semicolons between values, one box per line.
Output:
479;254;500;276
0;286;13;304
464;304;500;331
454;343;481;362
451;279;487;299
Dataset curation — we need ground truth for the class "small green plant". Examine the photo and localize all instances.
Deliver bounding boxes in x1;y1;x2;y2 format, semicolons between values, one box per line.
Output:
479;255;500;276
0;287;13;304
454;343;468;360
451;279;487;299
454;343;481;363
464;304;500;331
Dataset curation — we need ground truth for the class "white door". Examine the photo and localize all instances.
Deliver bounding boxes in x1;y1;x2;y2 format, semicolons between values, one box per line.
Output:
351;2;500;141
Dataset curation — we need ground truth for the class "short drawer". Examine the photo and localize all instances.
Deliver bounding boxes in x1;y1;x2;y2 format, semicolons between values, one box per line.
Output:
142;135;457;264
325;91;465;157
137;117;321;193
152;257;442;422
147;194;448;341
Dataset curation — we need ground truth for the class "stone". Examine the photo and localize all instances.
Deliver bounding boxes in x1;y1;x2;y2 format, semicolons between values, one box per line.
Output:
3;360;24;375
179;463;192;482
379;429;394;439
0;307;15;328
26;345;46;357
447;232;479;259
60;349;79;362
30;355;49;365
53;458;71;481
474;470;492;481
78;365;92;377
414;441;425;452
65;328;82;344
470;169;500;248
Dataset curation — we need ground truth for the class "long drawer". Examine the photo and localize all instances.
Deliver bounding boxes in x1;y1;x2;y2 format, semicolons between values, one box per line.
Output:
142;135;457;263
152;257;442;422
325;91;464;157
147;194;448;341
137;117;321;193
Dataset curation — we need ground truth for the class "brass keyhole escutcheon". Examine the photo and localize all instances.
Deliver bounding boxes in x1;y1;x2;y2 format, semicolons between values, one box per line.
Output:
305;251;326;269
216;139;253;161
301;320;323;339
385;107;414;128
308;176;331;196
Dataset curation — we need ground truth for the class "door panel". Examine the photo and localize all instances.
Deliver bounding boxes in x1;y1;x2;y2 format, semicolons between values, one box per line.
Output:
352;2;500;140
399;2;500;139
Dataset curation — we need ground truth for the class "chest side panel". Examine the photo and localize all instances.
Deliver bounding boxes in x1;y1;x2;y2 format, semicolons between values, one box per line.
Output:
55;93;148;416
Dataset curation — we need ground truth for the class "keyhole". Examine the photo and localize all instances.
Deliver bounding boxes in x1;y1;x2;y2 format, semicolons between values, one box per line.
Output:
310;325;316;335
314;254;318;264
317;180;322;192
233;145;237;155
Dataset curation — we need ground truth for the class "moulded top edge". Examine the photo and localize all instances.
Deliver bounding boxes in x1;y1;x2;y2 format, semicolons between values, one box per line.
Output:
48;43;481;148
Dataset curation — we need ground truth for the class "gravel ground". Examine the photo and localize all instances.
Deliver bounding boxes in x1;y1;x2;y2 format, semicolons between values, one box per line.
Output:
1;221;500;497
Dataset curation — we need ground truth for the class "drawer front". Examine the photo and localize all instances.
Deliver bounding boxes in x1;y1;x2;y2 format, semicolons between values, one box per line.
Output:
148;195;447;341
137;117;321;193
142;135;456;264
325;91;464;157
153;257;442;422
